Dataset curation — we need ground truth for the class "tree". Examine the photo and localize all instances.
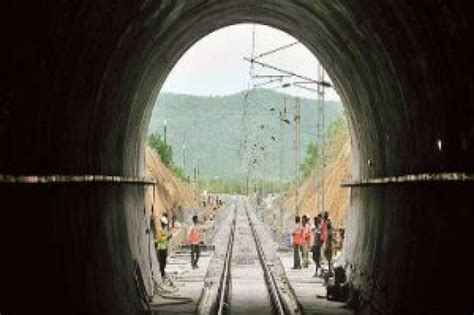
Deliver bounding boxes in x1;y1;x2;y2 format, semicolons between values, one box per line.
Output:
300;142;320;178
326;115;346;141
148;133;190;181
148;133;173;167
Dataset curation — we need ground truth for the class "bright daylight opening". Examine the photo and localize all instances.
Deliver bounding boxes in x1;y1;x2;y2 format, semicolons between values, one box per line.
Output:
144;23;352;312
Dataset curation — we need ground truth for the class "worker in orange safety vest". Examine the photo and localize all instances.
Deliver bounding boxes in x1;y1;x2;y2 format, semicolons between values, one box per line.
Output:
187;215;202;269
291;215;303;269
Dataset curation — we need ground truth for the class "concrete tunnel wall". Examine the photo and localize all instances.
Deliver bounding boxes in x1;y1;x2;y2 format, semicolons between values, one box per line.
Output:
0;1;473;314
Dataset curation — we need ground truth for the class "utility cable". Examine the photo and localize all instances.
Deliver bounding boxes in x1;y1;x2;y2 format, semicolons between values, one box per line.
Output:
253;41;299;60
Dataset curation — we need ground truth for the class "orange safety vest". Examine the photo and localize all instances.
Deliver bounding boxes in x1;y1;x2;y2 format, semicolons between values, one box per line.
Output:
292;223;303;245
320;220;327;243
188;225;201;245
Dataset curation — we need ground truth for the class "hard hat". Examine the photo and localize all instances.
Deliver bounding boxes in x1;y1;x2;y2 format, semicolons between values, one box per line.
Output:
160;216;168;225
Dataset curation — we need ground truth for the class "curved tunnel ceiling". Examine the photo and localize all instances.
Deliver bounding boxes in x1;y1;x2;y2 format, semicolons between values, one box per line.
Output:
1;1;473;314
104;1;403;181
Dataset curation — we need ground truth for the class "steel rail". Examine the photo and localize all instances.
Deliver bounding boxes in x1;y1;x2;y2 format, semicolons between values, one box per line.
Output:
216;205;237;315
244;204;286;315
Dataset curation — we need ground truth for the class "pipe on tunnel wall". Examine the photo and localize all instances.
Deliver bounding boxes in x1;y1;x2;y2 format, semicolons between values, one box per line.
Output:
0;1;473;314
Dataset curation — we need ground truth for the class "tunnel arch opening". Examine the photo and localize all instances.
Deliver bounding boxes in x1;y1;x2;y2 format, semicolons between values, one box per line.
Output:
106;7;399;190
102;3;406;312
146;21;351;252
101;3;472;313
149;24;346;182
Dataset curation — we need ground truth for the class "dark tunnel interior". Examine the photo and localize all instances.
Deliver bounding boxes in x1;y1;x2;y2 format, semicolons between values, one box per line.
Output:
1;1;473;314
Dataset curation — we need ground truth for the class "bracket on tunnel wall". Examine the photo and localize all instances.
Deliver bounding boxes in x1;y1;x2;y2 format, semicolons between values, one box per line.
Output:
0;174;158;185
341;172;474;187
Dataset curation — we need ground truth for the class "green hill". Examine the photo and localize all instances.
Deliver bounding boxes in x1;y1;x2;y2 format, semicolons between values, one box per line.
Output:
148;89;344;181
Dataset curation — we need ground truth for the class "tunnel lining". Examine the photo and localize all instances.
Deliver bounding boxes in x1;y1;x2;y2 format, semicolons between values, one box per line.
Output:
111;2;402;311
92;1;439;312
2;1;473;314
102;2;472;313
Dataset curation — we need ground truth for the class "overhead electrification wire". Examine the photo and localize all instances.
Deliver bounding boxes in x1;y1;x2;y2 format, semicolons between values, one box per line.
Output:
252;41;299;59
243;57;332;87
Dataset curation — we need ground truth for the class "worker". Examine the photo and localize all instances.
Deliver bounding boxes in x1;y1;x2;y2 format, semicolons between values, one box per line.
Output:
291;215;303;269
324;219;334;274
339;226;345;251
312;216;322;276
156;215;172;279
301;214;311;268
187;215;202;269
319;212;327;246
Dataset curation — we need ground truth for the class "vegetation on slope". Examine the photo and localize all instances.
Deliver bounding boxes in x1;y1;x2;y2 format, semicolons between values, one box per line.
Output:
281;114;351;229
148;133;187;181
148;89;343;182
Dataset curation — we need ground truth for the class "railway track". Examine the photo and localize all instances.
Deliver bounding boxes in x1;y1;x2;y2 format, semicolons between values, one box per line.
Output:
214;198;287;315
214;203;237;314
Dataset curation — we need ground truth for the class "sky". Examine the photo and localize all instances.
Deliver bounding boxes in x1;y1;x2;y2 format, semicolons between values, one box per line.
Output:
160;24;340;101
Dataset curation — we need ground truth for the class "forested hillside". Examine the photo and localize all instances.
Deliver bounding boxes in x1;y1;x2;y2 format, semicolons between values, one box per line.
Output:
148;89;344;181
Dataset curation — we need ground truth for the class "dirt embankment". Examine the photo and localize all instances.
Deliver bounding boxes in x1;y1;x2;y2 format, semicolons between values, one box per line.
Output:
145;146;199;244
145;147;226;248
280;127;351;229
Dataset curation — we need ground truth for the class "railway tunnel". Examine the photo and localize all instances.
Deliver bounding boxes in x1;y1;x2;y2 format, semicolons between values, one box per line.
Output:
1;1;473;314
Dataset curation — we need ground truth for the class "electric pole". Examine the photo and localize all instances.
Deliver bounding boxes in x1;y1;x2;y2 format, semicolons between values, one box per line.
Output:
262;148;266;197
294;97;301;216
278;97;287;227
182;132;186;172
316;63;326;214
279;97;287;193
196;157;200;193
193;166;197;184
245;173;249;195
163;119;167;145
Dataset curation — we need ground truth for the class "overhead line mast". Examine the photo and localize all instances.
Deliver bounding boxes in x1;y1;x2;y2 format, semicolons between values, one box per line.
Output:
294;98;301;216
243;26;332;213
316;63;326;214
